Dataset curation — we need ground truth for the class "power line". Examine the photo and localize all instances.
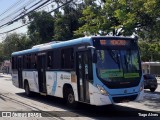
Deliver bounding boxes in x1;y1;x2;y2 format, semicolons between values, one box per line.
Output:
37;0;55;11
0;0;38;24
48;0;73;14
10;0;45;23
0;0;73;35
0;0;50;29
0;22;30;35
0;0;24;18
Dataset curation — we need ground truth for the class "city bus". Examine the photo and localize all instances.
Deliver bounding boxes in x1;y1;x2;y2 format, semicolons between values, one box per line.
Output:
11;36;143;106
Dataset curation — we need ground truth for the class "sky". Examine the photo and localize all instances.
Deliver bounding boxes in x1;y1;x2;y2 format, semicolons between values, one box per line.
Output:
0;0;55;42
0;0;28;41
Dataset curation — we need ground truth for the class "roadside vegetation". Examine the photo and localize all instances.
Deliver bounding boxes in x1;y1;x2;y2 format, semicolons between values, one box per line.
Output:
0;0;160;64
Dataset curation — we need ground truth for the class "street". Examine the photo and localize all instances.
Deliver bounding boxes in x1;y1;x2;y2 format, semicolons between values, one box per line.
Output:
0;73;160;120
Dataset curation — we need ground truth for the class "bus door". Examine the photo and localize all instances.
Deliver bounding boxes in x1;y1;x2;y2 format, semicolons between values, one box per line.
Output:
76;50;92;103
17;56;23;88
37;53;47;94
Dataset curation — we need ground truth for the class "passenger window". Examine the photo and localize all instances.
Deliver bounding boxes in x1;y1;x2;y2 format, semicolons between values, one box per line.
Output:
12;57;17;69
47;51;53;69
30;54;37;69
61;48;74;69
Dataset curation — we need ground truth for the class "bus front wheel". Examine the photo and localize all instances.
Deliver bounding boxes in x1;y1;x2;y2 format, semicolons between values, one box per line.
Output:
65;88;77;107
150;88;156;92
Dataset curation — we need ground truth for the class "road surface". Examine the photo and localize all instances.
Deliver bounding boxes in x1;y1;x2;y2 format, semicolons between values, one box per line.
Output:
0;73;160;120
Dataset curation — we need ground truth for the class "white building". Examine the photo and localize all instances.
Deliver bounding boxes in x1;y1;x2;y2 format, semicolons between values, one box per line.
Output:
1;60;11;74
142;62;160;76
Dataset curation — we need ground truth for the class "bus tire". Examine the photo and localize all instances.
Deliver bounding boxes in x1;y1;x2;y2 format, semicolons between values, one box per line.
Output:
150;88;156;92
65;88;77;107
24;81;32;96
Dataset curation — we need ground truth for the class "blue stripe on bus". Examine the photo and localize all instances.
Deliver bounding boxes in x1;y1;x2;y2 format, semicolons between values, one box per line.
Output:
52;77;57;95
50;37;92;49
12;48;39;56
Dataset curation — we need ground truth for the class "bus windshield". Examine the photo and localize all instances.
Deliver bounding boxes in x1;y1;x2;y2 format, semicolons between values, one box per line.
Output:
96;49;141;81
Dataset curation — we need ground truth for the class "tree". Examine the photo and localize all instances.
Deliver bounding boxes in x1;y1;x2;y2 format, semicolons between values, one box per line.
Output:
112;0;160;40
0;43;6;65
28;11;55;44
74;0;105;36
1;33;30;59
74;0;160;40
53;0;83;40
139;41;160;61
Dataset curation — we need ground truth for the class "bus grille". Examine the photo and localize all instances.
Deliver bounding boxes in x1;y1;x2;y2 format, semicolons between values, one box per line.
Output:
112;94;138;103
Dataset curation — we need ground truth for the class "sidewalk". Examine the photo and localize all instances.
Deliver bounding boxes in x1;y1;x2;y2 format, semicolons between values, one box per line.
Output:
0;73;11;78
156;77;160;81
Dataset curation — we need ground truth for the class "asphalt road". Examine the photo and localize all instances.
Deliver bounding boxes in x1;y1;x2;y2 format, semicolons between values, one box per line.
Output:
0;73;160;120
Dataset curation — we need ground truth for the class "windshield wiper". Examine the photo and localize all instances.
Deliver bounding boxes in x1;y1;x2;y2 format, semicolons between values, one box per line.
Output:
108;50;121;70
124;55;129;72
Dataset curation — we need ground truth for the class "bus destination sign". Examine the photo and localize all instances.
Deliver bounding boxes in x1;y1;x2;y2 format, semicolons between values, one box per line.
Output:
100;39;129;46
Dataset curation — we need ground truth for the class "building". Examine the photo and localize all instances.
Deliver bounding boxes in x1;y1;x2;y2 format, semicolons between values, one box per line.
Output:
142;62;160;76
1;60;11;74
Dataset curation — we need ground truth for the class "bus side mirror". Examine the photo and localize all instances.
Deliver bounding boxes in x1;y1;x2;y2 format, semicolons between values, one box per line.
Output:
93;51;97;63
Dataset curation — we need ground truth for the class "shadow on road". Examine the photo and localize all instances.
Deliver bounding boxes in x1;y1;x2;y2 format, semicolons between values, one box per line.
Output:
16;92;160;120
0;95;6;101
143;90;160;110
145;90;160;95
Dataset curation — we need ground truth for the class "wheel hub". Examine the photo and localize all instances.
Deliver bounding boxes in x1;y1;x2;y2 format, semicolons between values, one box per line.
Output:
68;94;74;103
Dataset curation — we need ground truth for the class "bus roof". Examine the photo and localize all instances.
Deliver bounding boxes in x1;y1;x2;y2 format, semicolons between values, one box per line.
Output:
11;36;136;56
12;37;91;56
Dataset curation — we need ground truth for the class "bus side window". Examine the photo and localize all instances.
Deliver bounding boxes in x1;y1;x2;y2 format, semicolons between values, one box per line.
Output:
12;57;14;69
12;56;17;69
88;51;93;82
27;55;30;69
23;55;27;69
15;57;17;69
30;54;37;69
24;54;31;69
34;54;37;69
52;49;60;69
47;51;53;69
61;48;74;69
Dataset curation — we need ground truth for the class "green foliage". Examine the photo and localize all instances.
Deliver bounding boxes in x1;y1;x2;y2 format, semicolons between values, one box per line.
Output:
53;3;83;41
139;41;160;61
0;0;160;63
0;33;30;62
28;11;54;44
0;43;6;65
75;0;160;40
53;12;71;41
74;5;103;36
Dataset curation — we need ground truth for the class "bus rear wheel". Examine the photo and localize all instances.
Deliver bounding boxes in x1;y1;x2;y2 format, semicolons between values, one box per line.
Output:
24;82;32;96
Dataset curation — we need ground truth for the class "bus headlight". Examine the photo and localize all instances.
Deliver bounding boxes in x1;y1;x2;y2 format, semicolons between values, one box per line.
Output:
97;85;109;96
140;82;144;92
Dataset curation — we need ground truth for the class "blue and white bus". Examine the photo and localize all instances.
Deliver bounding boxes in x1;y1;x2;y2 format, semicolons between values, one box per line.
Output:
11;36;143;106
